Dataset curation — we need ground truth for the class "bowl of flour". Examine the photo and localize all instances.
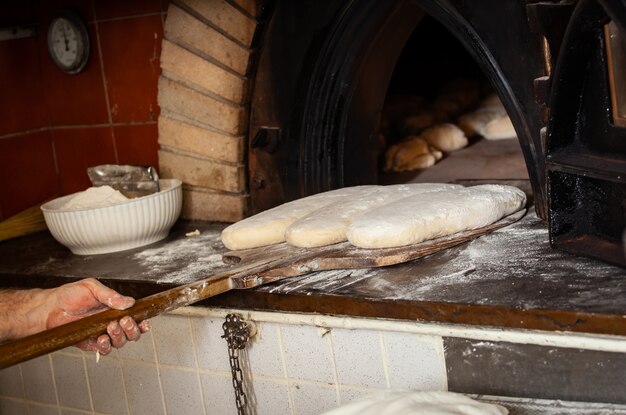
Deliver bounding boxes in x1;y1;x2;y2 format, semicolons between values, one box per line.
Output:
41;179;182;255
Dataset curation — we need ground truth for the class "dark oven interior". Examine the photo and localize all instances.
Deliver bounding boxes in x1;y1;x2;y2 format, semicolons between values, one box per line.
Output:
248;0;626;266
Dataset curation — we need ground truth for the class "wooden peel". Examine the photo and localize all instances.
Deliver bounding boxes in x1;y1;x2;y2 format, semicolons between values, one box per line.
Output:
224;209;527;286
0;209;525;369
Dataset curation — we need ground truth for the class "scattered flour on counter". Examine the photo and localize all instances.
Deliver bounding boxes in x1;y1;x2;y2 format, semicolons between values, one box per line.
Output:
63;185;128;210
133;230;232;284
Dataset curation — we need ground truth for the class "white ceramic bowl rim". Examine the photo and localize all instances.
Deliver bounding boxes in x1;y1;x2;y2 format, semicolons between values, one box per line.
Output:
41;178;182;213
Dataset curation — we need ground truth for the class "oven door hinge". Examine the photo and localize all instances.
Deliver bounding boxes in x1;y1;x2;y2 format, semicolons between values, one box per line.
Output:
527;2;574;128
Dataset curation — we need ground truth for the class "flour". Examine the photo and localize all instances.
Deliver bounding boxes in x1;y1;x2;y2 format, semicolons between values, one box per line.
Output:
62;185;128;210
259;210;626;310
133;230;230;284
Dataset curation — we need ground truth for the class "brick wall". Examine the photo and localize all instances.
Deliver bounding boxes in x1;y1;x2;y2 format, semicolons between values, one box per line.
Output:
157;0;260;222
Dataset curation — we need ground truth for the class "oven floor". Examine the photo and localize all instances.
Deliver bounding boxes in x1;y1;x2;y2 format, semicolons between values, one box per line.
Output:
379;137;529;185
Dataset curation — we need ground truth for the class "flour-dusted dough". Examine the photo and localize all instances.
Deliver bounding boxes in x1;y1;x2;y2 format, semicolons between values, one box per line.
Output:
347;184;526;249
321;390;508;415
221;186;378;250
285;183;461;248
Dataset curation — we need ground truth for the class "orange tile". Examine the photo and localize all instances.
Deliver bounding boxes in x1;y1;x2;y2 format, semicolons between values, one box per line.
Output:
94;0;161;20
113;123;159;167
0;131;59;219
38;22;110;126
0;37;48;136
52;127;117;194
99;15;162;123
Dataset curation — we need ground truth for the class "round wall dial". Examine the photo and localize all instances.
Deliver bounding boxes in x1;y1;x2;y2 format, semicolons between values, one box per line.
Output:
47;11;90;74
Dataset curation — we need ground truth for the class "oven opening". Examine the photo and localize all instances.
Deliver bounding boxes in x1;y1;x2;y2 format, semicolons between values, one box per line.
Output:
249;1;545;217
377;15;530;193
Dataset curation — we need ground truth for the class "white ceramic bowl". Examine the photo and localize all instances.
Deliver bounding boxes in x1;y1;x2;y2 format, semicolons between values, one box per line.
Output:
41;179;183;255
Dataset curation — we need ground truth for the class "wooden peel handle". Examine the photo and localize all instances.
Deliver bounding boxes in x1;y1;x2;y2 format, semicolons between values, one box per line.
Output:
0;248;314;369
0;273;233;369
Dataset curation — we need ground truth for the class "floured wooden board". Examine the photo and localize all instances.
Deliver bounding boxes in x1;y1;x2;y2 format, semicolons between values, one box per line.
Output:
224;208;527;288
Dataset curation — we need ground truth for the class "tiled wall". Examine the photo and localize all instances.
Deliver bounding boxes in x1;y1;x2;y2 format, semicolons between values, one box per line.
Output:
0;1;167;221
5;307;626;414
0;308;448;415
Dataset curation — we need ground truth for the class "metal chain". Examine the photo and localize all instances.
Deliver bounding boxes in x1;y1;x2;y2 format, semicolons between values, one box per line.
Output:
222;314;251;415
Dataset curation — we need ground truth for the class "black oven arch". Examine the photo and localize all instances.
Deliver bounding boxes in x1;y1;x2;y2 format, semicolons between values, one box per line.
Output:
249;0;547;217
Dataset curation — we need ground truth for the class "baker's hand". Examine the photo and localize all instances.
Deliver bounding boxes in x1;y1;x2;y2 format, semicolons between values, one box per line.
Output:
43;278;150;355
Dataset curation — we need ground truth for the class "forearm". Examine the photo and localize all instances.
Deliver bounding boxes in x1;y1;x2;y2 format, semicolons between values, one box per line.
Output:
0;288;48;342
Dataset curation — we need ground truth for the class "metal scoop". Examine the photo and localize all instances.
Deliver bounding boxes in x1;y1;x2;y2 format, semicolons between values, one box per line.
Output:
87;164;160;198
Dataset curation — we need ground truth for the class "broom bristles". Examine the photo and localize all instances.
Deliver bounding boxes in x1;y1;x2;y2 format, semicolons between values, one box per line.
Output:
0;204;48;242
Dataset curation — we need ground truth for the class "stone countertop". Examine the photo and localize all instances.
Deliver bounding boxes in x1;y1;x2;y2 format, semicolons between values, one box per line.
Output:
1;209;625;336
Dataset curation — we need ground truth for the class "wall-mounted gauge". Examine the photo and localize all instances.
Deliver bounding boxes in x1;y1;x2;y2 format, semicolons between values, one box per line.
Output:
47;11;90;74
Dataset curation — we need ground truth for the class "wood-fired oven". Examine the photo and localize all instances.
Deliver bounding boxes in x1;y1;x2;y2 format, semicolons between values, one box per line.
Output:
247;0;626;267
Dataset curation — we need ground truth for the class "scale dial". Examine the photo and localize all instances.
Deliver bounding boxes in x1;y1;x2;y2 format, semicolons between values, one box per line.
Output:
47;11;90;74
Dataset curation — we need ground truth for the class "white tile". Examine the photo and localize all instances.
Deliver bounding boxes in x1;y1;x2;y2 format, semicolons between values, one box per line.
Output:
27;402;61;415
60;409;89;415
58;346;82;356
85;354;128;415
117;329;157;363
199;373;238;414
122;362;165;415
51;353;91;411
338;387;379;406
332;328;386;388
290;382;338;415
160;367;204;415
251;379;291;415
152;314;196;367
191;315;230;372
21;355;57;404
247;322;284;378
0;398;27;414
281;325;335;383
0;364;24;398
384;333;447;390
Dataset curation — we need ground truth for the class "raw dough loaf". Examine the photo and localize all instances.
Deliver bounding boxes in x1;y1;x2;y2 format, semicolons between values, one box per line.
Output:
221;186;378;250
347;184;526;249
456;107;505;137
455;93;508;138
285;183;461;248
420;123;468;152
321;390;508;415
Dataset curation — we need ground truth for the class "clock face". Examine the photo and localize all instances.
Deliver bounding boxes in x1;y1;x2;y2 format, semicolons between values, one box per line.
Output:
47;12;89;74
